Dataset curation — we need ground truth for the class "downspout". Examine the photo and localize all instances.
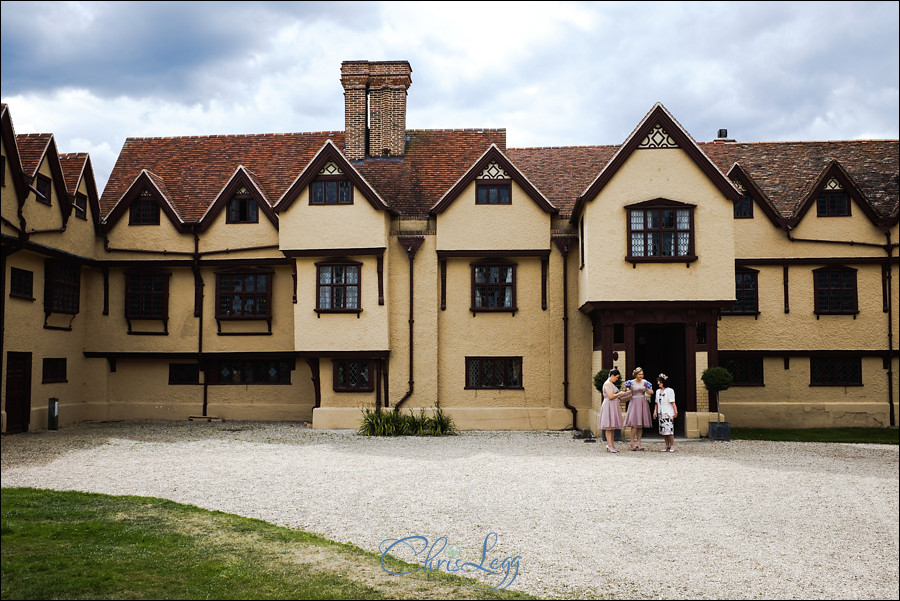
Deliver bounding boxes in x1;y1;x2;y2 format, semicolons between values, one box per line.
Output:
394;236;424;410
553;236;578;429
192;231;207;417
886;230;895;427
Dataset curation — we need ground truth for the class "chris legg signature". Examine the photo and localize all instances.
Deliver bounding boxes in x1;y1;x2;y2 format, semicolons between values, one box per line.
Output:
379;532;520;590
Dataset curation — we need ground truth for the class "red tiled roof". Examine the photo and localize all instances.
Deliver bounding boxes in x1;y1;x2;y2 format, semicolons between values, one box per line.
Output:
15;133;53;177
699;140;899;221
59;153;88;195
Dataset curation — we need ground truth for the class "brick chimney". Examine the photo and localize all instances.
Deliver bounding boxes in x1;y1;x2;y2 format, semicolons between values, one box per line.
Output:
340;60;412;160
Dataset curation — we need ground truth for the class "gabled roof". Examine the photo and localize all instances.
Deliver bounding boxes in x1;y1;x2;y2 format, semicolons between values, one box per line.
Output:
103;170;186;233
1;103;28;204
568;103;742;223
15;132;71;224
275;139;393;214
701;140;899;226
791;160;881;227
725;162;786;228
430;144;557;215
197;165;278;231
59;152;103;234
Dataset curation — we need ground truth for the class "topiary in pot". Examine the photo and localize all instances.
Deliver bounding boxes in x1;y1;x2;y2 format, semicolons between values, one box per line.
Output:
702;366;734;441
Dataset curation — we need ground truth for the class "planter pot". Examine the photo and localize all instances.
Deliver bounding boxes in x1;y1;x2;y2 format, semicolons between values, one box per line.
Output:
708;421;731;441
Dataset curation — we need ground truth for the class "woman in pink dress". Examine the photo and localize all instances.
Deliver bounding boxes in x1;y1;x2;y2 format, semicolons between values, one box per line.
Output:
599;368;629;453
623;367;653;451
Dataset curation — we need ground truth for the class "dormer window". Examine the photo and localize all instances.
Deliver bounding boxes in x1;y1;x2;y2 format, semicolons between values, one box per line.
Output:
476;181;511;205
74;193;87;219
734;193;753;219
227;188;258;223
626;199;696;264
36;174;51;205
817;191;850;217
310;178;352;205
129;191;160;225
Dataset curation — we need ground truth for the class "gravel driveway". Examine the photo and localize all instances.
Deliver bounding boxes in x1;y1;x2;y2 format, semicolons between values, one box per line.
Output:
2;420;898;600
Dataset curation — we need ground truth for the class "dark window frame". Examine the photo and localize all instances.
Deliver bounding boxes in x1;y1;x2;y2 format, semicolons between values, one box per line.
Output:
125;270;171;320
813;266;858;315
206;359;293;385
475;180;512;205
42;357;67;383
44;259;80;315
310;176;353;206
315;260;362;314
35;174;52;205
722;357;764;386
810;356;862;386
333;359;375;392
129;192;160;225
816;191;851;217
168;363;200;385
215;269;274;320
465;356;524;390
470;260;517;313
734;193;753;219
10;267;35;300
721;268;759;315
626;199;697;264
74;192;88;220
226;193;259;224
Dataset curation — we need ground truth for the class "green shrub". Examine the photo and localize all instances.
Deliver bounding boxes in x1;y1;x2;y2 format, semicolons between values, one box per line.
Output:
701;366;734;393
593;370;610;392
357;406;458;437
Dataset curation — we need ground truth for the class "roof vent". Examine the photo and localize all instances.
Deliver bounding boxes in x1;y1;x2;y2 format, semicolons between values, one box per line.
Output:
717;129;728;139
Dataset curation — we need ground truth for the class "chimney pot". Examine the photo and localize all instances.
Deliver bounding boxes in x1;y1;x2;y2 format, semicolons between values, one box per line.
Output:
717;129;728;139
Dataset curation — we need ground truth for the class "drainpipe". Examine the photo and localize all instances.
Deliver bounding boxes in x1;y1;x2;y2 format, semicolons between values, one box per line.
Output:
192;231;208;417
886;230;895;427
394;236;424;410
553;236;578;429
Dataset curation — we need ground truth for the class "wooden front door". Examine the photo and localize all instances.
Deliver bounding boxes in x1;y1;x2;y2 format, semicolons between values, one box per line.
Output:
5;352;32;433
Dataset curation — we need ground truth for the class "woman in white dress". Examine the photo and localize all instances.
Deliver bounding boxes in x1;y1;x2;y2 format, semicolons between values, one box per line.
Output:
653;373;677;452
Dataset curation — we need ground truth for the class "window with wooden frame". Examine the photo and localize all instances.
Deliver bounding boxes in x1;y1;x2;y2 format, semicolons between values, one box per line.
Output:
310;177;352;205
10;267;34;300
215;270;273;319
206;359;292;385
168;363;200;385
721;269;759;315
810;356;861;386
817;191;850;217
721;357;764;386
36;174;52;205
466;357;523;389
626;199;696;263
333;359;374;392
471;260;516;312
226;190;259;223
42;357;67;383
129;191;160;225
734;193;753;218
475;181;511;205
316;261;361;312
44;260;80;314
74;193;87;219
813;267;857;315
125;271;170;320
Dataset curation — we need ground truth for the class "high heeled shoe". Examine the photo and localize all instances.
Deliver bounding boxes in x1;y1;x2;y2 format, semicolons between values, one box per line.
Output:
606;445;619;453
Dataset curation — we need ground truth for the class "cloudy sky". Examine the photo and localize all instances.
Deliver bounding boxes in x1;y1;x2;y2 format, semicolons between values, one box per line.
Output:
2;1;898;193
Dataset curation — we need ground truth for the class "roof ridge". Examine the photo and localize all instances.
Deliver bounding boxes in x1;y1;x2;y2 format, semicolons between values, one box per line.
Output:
124;131;344;142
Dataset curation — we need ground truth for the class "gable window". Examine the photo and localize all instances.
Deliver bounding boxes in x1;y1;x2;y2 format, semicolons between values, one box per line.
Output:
813;267;857;315
626;200;696;263
316;261;361;312
74;193;87;219
722;356;764;386
466;357;523;389
817;191;850;217
722;269;759;315
227;192;258;223
129;191;160;225
810;356;861;386
734;193;753;219
36;174;52;205
310;178;352;205
333;360;374;392
125;271;170;320
476;181;511;205
10;267;34;300
471;261;516;312
215;270;272;319
44;260;80;314
42;357;67;383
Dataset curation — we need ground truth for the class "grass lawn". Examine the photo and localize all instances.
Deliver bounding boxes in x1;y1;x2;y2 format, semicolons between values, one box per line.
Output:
1;487;534;600
730;427;899;444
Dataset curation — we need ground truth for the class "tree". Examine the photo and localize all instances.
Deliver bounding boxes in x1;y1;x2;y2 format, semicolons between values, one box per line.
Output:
701;366;733;423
